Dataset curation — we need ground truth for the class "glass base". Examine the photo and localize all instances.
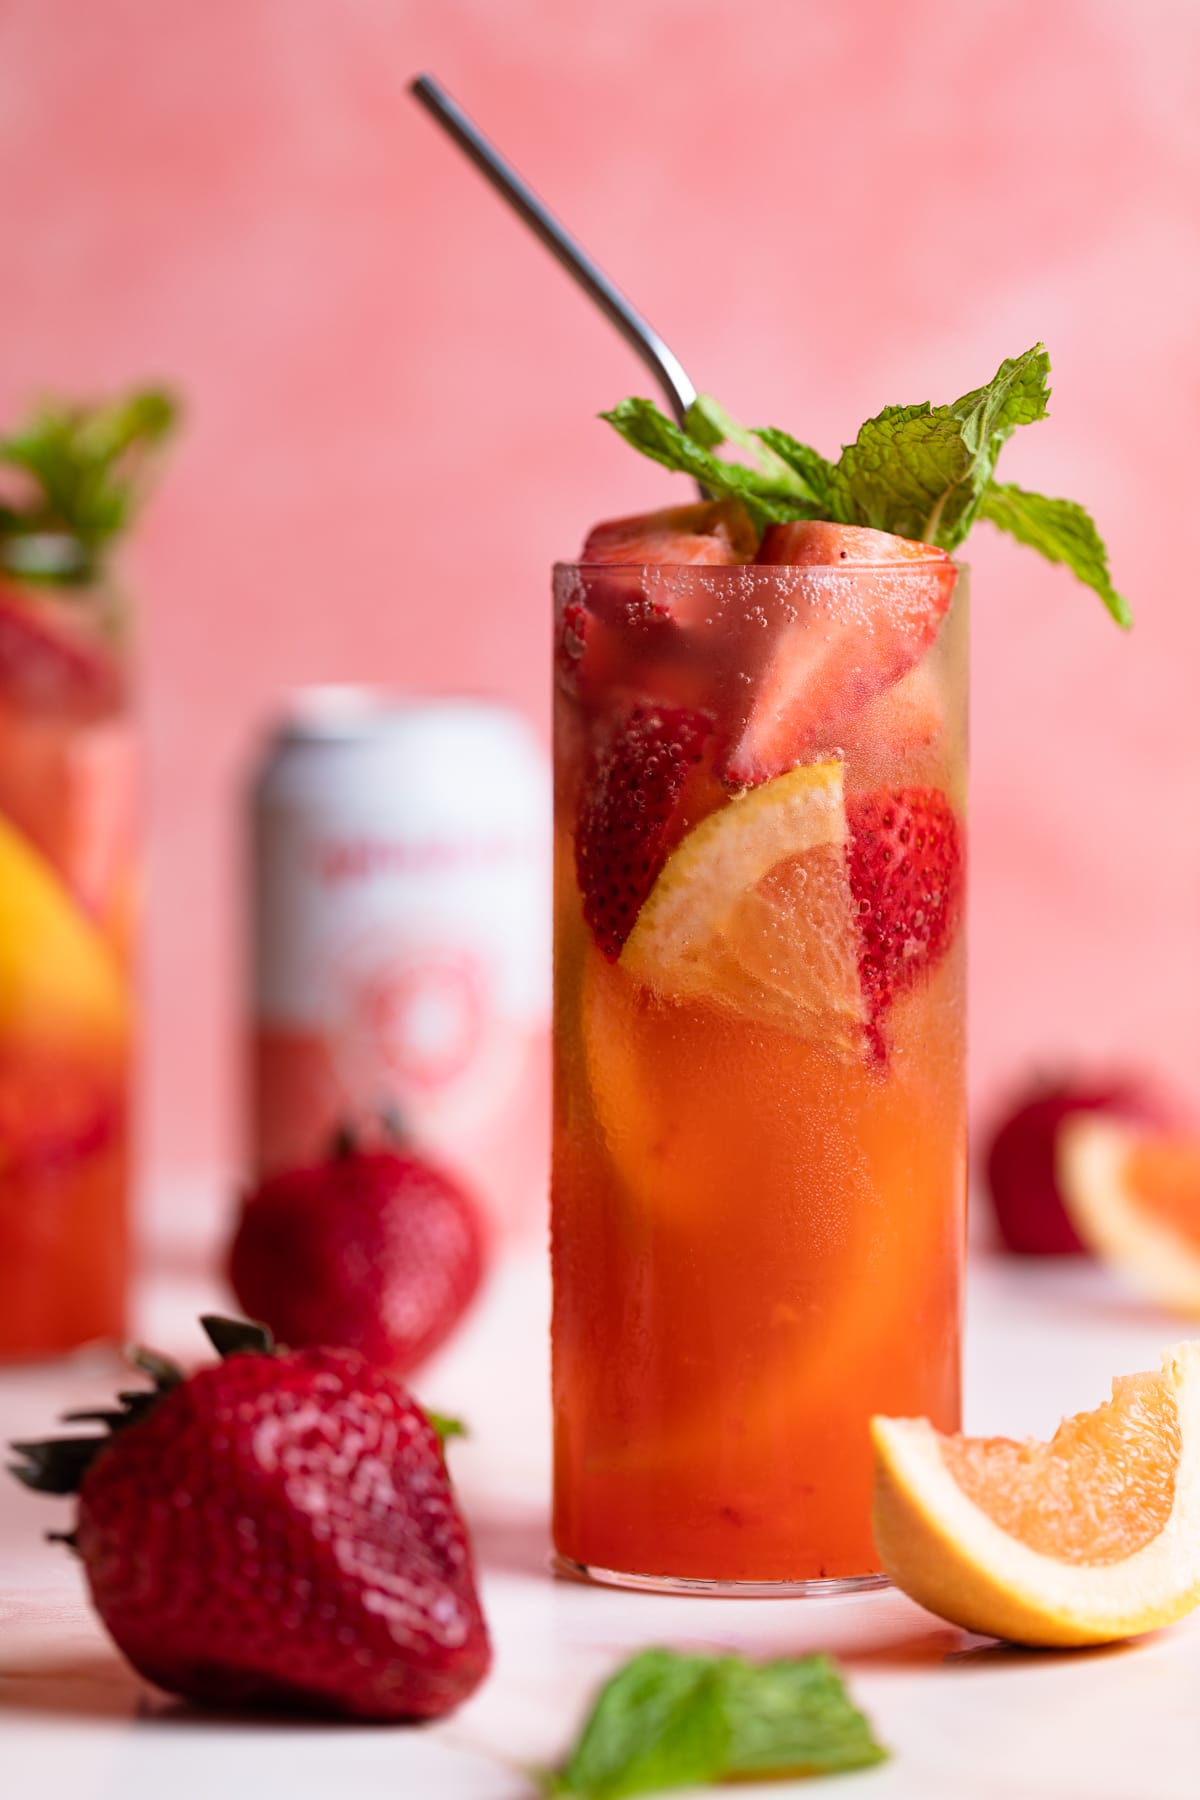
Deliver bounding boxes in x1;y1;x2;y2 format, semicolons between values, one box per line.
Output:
553;1555;890;1599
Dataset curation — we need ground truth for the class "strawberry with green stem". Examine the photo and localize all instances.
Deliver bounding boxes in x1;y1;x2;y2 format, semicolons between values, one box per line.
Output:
10;1315;490;1721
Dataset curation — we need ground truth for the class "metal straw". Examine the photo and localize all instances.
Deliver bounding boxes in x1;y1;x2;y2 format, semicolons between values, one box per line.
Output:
410;74;698;429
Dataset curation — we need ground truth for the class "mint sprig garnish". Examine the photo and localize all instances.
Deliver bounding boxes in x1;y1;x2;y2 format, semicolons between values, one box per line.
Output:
978;482;1131;628
0;386;178;587
550;1647;886;1797
601;343;1130;626
601;400;810;534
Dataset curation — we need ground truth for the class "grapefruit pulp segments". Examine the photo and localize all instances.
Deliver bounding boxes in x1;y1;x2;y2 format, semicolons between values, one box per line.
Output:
1059;1120;1200;1314
0;812;129;1158
872;1341;1200;1645
619;759;868;1053
0;810;128;1049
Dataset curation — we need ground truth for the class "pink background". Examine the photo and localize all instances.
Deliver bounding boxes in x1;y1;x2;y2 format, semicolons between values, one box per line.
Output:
1;1;1198;1212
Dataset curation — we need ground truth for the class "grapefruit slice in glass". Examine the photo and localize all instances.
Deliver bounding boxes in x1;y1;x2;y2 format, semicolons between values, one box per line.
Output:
872;1342;1200;1645
619;758;870;1056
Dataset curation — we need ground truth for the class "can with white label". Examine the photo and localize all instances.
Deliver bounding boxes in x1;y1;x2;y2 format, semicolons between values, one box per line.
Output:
248;691;551;1239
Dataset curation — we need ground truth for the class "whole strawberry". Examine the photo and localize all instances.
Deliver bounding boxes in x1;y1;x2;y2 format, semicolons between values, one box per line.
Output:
10;1317;491;1719
230;1126;485;1376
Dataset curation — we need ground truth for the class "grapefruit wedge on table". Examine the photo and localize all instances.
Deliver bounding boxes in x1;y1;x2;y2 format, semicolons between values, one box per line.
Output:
872;1343;1200;1646
1059;1120;1200;1315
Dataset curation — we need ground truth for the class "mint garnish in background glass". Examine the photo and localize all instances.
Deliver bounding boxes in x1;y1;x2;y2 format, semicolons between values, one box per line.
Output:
0;387;177;589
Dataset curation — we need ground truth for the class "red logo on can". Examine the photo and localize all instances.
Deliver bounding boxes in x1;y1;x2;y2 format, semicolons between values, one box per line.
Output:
342;946;486;1094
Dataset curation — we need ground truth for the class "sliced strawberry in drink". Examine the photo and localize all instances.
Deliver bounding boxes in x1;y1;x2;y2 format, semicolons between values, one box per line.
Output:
0;582;123;723
581;499;756;571
575;704;714;960
846;785;963;1028
723;522;955;787
757;520;947;569
860;658;944;752
555;595;596;694
560;501;754;712
580;498;755;639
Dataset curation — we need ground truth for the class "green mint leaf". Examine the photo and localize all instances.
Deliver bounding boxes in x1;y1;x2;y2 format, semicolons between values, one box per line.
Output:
827;344;1051;550
721;1653;887;1778
0;386;178;585
980;482;1132;627
685;397;820;502
425;1410;467;1449
827;401;962;541
600;400;819;535
554;1649;727;1799
753;426;837;508
682;394;737;453
552;1647;885;1797
601;344;1127;624
952;344;1051;464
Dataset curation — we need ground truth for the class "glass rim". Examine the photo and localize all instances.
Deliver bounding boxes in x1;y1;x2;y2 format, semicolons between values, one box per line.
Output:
553;559;969;576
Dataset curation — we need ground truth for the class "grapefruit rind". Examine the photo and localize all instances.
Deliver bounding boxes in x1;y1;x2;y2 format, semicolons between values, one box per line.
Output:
871;1342;1200;1647
1058;1119;1200;1316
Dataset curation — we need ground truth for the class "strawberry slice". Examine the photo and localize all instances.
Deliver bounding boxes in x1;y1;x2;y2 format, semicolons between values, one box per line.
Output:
846;785;963;1027
581;499;756;570
575;704;713;961
579;498;756;646
0;583;123;722
559;501;754;712
723;521;955;786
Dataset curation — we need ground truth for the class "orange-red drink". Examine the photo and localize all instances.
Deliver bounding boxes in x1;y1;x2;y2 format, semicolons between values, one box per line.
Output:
0;387;169;1356
551;510;967;1589
0;576;134;1355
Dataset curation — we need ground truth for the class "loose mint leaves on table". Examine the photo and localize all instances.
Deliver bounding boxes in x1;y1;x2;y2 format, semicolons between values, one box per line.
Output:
602;343;1130;627
549;1646;886;1797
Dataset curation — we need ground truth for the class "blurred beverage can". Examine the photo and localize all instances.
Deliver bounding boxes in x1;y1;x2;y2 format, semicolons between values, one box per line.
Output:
248;690;551;1239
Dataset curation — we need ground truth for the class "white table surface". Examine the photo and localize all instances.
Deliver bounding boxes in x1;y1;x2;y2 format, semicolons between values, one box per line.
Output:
2;1243;1198;1800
